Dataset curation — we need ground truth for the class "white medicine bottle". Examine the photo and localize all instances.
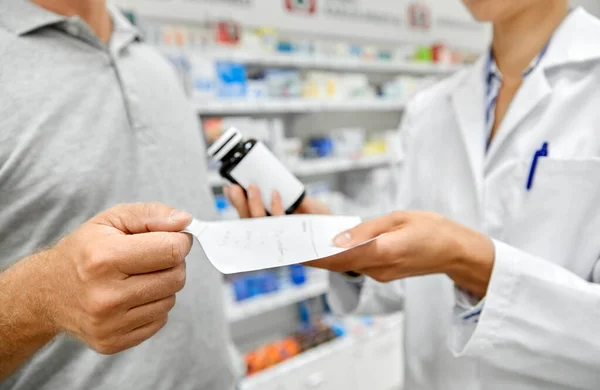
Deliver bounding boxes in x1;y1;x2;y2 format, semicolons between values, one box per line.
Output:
208;128;306;215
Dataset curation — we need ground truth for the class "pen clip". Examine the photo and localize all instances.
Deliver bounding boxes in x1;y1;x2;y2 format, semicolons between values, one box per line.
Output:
526;142;549;191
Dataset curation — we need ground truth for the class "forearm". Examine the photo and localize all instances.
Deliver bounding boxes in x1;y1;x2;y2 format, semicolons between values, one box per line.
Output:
0;251;59;380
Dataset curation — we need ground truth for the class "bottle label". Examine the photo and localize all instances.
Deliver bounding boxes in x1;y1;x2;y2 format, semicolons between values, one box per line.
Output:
230;142;305;213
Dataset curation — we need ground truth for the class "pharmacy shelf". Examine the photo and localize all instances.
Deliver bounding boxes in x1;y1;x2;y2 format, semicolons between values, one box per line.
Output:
195;50;463;75
240;337;353;389
226;279;329;322
193;99;405;115
291;154;391;176
209;155;392;187
240;313;405;389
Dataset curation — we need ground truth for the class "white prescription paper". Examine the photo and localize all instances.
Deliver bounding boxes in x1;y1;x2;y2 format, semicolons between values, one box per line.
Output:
182;215;361;274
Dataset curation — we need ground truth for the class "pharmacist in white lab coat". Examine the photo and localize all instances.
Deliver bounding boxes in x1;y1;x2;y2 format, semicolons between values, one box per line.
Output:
226;1;600;389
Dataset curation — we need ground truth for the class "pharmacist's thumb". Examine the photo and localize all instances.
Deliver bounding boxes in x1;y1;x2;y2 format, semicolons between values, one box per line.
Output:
224;185;251;219
332;217;393;249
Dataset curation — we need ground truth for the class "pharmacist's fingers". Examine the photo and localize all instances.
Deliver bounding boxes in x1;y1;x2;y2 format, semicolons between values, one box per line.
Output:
247;185;267;218
270;191;285;216
225;185;251;219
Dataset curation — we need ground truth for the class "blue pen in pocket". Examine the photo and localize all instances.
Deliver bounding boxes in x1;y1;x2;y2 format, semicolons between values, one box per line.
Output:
526;142;549;191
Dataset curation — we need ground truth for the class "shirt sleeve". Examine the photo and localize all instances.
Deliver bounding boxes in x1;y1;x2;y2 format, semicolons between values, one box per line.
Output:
454;286;485;323
327;272;405;316
450;239;600;388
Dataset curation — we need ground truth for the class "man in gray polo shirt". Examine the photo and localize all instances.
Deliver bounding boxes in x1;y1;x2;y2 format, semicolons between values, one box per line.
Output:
0;1;238;389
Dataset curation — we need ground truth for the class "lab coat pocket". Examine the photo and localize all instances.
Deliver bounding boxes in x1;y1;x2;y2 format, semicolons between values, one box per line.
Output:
507;158;600;274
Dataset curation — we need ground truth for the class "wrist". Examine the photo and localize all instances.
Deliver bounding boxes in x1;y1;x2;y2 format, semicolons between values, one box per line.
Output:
0;251;60;379
18;250;62;338
446;227;495;298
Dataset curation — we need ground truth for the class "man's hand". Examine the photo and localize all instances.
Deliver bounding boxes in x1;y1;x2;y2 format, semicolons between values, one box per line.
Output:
1;202;193;378
307;211;495;298
45;202;193;354
0;201;194;381
225;184;331;218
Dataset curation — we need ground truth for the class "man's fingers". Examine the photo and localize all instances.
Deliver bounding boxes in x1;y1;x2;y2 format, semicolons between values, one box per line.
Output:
270;191;286;216
116;317;169;354
225;185;251;219
247;185;267;218
124;262;187;307
113;232;191;275
121;295;177;333
93;202;192;235
332;212;408;248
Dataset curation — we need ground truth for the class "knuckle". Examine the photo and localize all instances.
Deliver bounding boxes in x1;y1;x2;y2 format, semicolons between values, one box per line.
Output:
152;297;176;318
370;270;393;283
371;241;391;264
158;315;169;329
143;307;162;323
141;201;156;214
166;295;177;311
84;321;110;346
79;247;111;280
85;312;107;330
86;289;120;317
392;211;407;224
85;323;116;353
172;264;187;292
138;202;153;221
161;234;185;267
381;240;401;257
380;274;393;283
100;204;131;227
371;273;386;283
143;201;167;218
94;338;121;355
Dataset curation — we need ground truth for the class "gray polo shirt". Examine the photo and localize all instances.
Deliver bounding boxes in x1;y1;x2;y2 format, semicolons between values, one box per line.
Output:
0;2;237;389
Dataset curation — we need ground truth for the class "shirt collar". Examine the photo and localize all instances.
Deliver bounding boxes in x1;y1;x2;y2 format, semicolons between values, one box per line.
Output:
487;43;549;84
542;7;600;70
0;1;141;41
0;1;66;36
486;7;579;84
108;4;142;41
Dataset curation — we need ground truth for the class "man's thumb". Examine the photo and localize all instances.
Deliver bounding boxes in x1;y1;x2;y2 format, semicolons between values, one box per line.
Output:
93;202;193;234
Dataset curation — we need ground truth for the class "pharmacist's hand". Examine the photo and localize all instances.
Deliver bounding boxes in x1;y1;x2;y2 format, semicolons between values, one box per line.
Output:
46;203;192;355
307;211;494;298
225;184;331;218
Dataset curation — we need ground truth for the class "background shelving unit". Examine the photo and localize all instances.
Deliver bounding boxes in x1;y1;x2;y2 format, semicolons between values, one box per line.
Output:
110;1;600;386
240;313;405;390
117;1;485;388
198;50;464;75
185;38;446;390
226;278;329;323
192;99;407;115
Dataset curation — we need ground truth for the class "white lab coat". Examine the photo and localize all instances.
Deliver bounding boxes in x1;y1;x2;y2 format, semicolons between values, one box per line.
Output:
328;7;600;390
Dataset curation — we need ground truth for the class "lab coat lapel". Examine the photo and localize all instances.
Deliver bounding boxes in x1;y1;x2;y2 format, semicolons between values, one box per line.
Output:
485;69;551;162
450;56;486;208
486;7;600;164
